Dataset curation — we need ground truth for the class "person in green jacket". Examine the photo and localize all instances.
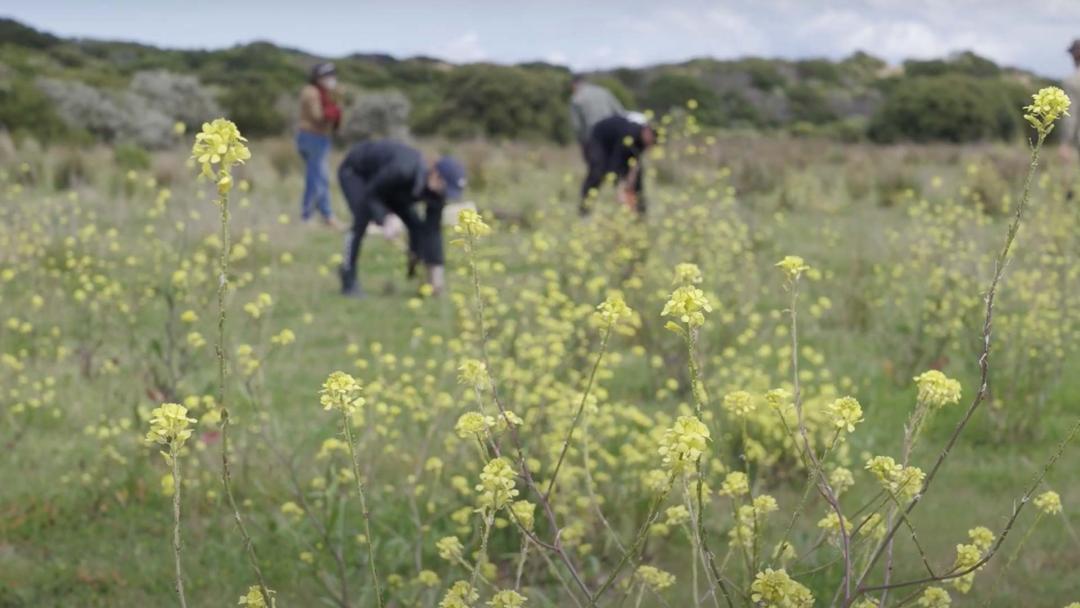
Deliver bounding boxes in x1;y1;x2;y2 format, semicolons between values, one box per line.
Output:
1060;40;1080;163
569;75;625;155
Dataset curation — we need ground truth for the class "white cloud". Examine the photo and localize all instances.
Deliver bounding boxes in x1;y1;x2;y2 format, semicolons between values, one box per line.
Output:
800;9;1007;64
439;32;487;63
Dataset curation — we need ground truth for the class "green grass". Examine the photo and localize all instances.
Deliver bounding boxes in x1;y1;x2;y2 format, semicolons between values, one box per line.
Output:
1;133;1078;607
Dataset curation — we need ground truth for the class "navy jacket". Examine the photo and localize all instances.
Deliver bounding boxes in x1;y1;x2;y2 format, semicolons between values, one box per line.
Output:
587;115;647;177
339;140;428;224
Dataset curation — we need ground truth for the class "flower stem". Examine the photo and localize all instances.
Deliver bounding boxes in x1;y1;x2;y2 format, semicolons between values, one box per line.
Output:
343;413;383;608
170;446;188;608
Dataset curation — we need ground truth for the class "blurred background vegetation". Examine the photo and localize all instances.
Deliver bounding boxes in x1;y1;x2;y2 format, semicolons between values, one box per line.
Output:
0;18;1057;149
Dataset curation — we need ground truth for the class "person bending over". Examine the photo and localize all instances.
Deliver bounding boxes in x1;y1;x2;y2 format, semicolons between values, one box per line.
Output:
337;139;466;298
580;113;656;216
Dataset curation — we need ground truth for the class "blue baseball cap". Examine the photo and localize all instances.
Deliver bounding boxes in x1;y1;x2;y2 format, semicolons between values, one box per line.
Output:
434;156;467;200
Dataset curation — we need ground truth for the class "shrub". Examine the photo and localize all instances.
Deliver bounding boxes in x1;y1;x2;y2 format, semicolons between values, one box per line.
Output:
642;73;724;126
419;65;569;142
34;77;174;148
129;70;222;129
0;76;73;143
340;90;411;142
868;75;1023;143
114;142;152;171
219;80;287;137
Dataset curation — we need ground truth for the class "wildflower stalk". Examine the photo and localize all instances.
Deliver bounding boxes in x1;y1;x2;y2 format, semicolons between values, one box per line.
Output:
783;267;852;603
169;445;188;608
685;328;736;608
981;512;1044;605
854;91;1078;602
213;160;272;607
545;324;612;499
469;512;495;592
342;413;383;608
457;216;592;600
589;474;676;604
859;414;1080;595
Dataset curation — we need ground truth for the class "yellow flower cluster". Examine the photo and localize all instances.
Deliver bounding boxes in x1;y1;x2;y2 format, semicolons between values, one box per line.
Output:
595;293;634;327
439;581;479;608
634;565;676;591
144;403;197;449
658;415;710;473
191;118;251;192
453;209;492;239
775;255;810;281
826;396;864;433
436;536;464;562
913;370;962;408
476;457;519;511
723;390;756;417
749;568;814;608
672;262;703;285
236;585;273;607
319;371;365;415
865;455;925;501
1034;490;1062;515
457;358;489;390
917;586;951;608
487;589;527;608
661;285;712;329
1024;86;1071;134
719;471;750;497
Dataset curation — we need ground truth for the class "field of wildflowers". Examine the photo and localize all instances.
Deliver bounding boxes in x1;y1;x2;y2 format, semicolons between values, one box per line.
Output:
1;90;1079;607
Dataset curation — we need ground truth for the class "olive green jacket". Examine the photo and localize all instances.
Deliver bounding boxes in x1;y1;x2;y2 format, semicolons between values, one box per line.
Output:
1063;69;1080;149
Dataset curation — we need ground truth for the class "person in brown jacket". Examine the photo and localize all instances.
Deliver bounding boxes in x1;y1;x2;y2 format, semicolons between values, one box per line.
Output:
296;62;343;226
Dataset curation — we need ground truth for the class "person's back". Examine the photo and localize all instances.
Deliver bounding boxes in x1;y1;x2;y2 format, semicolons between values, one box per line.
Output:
298;84;333;136
589;114;644;164
571;82;625;145
342;139;424;206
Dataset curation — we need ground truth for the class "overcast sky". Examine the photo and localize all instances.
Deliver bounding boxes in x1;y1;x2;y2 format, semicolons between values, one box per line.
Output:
5;0;1080;77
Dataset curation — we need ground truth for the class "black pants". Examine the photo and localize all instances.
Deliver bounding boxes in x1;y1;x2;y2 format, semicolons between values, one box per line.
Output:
580;143;645;215
338;166;444;289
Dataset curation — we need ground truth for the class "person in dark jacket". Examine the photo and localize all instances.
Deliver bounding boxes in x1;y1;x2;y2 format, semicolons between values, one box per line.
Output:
580;113;656;216
337;139;467;298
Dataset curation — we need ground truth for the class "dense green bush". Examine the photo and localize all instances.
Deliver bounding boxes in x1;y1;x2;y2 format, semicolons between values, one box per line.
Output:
868;75;1026;143
787;84;837;124
0;77;73;143
417;65;569;142
643;73;723;125
904;51;1002;79
220;80;287;137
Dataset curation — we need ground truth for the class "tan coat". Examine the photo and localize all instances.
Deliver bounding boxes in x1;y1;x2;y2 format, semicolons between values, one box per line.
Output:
298;84;333;135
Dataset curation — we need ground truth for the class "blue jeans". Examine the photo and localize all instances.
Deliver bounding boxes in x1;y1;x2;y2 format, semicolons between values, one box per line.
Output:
296;131;332;220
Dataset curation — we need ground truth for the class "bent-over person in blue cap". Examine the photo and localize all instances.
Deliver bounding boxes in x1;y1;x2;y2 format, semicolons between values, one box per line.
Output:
337;139;466;298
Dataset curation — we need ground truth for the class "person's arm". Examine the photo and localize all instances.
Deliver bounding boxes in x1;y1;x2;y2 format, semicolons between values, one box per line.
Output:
570;102;586;144
300;86;324;125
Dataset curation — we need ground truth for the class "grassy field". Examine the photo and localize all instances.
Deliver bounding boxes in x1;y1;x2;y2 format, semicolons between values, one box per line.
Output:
1;121;1079;607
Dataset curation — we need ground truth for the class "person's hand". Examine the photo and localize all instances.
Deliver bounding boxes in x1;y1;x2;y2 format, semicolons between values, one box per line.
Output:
616;181;638;211
381;216;403;240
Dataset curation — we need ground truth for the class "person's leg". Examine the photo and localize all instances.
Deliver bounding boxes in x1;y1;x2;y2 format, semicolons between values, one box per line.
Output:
337;166;371;294
296;132;316;220
394;200;445;293
312;134;334;222
633;159;646;216
580;142;606;216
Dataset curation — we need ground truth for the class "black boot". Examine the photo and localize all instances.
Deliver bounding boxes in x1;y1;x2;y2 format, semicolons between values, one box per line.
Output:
339;265;365;298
